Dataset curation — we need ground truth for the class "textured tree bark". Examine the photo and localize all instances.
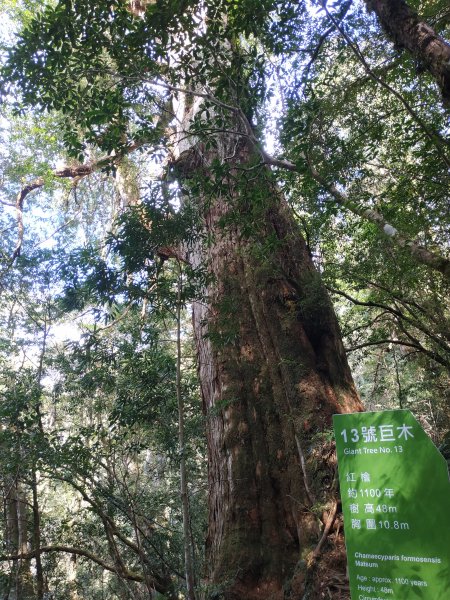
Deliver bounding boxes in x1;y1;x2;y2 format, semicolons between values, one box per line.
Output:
177;126;363;597
365;0;450;106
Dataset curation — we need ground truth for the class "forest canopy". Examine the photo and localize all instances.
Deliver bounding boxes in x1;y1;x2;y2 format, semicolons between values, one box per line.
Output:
0;0;448;599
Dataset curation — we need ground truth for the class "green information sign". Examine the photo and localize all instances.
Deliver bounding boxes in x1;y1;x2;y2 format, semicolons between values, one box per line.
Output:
333;409;450;599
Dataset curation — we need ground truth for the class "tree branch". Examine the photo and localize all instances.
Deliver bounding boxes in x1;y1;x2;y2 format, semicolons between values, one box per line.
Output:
302;0;352;85
345;338;423;352
51;472;172;589
309;159;450;280
327;285;450;364
309;500;338;563
10;142;142;262
0;545;150;585
140;78;240;114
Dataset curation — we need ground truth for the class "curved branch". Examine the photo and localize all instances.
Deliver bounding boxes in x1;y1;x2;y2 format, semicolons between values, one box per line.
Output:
0;546;148;585
51;472;175;587
327;285;450;365
10;142;142;261
302;0;352;85
327;286;411;317
309;500;338;563
345;338;423;352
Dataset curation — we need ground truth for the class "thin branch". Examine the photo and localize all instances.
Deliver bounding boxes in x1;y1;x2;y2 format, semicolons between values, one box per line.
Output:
9;142;142;262
394;319;450;367
87;462;186;579
345;338;423;352
32;209;82;250
142;78;240;114
348;275;447;326
0;546;148;585
327;286;404;316
309;158;450;280
309;500;338;563
51;472;172;587
328;285;450;360
302;1;352;85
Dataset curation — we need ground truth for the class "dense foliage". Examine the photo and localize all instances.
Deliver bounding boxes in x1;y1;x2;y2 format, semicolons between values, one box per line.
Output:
0;0;448;598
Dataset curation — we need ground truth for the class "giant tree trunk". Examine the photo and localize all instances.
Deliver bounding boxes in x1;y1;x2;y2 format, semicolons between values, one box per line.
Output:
176;120;363;597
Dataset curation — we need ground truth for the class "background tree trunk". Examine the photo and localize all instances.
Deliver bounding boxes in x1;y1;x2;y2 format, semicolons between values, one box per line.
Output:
3;481;34;600
31;471;44;600
365;0;450;105
176;267;198;600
